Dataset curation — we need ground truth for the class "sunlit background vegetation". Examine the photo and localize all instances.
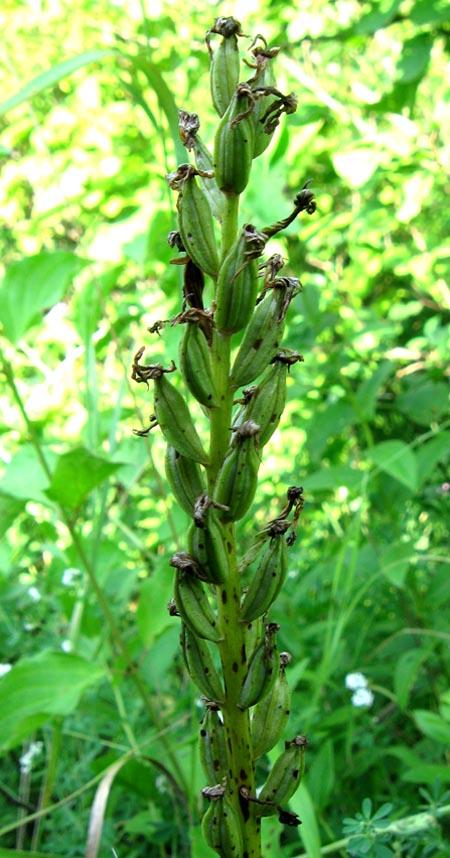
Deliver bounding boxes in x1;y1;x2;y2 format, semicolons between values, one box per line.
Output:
0;0;449;856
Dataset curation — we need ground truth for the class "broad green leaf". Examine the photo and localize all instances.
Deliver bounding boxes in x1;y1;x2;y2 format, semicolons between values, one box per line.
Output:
396;34;433;83
412;710;450;745
380;542;414;588
305;465;363;492
0;252;88;343
137;569;175;647
397;380;449;427
354;0;403;34
1;444;52;503
0;49;118;114
416;431;450;487
410;0;450;27
354;361;393;420
46;447;122;508
394;649;426;710
402;763;450;784
0;492;25;536
290;782;322;858
306;739;335;810
0;651;104;752
368;441;418;491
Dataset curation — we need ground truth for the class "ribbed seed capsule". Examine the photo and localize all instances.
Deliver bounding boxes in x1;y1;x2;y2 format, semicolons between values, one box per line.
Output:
257;734;308;812
181;624;224;703
154;373;209;464
179;320;218;408
238;622;279;709
201;787;244;858
240;529;288;622
178;109;224;222
174;569;221;642
199;706;228;782
165;446;206;515
248;45;280;157
232;363;284;448
251;656;291;759
189;499;230;584
212;421;261;521
207;17;243;117
231;277;301;389
243;616;263;663
214;83;255;194
166;164;219;278
215;224;266;334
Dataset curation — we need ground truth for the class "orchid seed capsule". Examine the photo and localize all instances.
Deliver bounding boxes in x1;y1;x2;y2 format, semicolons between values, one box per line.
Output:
215;224;266;334
213;82;255;195
212;421;261;521
166;164;219;278
206;16;244;117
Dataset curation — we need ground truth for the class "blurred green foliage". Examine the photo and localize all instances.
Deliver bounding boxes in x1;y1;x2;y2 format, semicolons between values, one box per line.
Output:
0;1;449;856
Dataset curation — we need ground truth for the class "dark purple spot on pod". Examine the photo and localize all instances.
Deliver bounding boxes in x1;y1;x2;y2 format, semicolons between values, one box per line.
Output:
232;662;238;673
221;590;227;604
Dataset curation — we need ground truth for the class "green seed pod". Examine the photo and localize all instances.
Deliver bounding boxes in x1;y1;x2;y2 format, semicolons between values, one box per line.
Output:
201;786;244;858
188;496;230;584
212;421;261;521
230;277;301;389
251;653;291;759
179;318;218;408
165;446;206;516
240;529;288;623
257;734;308;812
214;83;255;194
206;17;244;117
174;569;222;642
180;624;224;703
233;352;302;447
166;164;219;278
247;44;280;157
243;616;263;663
199;706;229;782
238;622;279;709
215;224;266;334
154;372;209;464
178;109;224;222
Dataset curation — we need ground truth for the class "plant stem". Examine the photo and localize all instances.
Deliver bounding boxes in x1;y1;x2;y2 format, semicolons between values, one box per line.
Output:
206;191;262;856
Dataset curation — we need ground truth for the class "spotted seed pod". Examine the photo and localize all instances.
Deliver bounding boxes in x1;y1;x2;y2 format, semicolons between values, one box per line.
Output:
199;706;228;782
212;421;261;521
213;83;255;195
179;319;218;408
215;224;266;334
257;734;308;813
181;623;224;703
165;446;206;516
232;351;302;447
166;164;219;278
230;277;301;389
188;496;230;584
201;785;244;858
178;109;224;222
251;654;291;758
206;16;244;117
240;528;288;622
154;372;209;464
238;622;279;709
174;569;222;642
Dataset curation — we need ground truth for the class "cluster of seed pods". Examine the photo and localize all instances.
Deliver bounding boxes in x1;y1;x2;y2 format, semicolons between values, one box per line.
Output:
132;17;316;858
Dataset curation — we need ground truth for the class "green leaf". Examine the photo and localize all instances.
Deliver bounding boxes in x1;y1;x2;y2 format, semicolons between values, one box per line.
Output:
416;431;450;486
0;851;67;858
0;252;89;343
46;447;122;508
380;542;414;588
410;0;450;26
353;0;403;35
129;57;186;165
396;34;433;83
368;441;418;491
0;651;104;752
290;782;322;858
1;445;52;503
397;380;449;427
0;492;26;536
354;362;393;420
0;49;118;114
191;825;216;858
394;649;426;710
305;465;363;492
412;710;450;745
137;569;175;647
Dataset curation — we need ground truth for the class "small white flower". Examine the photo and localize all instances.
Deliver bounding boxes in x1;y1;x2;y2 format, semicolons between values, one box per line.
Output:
351;688;375;708
28;586;41;602
62;567;80;586
345;672;368;690
61;640;72;653
0;663;12;677
19;741;43;773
